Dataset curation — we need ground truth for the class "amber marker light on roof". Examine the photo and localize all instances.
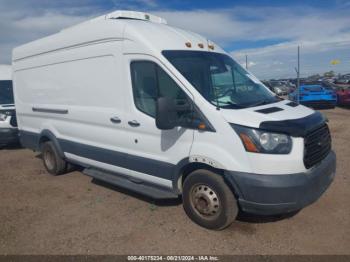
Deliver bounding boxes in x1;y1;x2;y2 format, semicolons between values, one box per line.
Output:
208;44;215;50
198;43;204;48
185;42;192;48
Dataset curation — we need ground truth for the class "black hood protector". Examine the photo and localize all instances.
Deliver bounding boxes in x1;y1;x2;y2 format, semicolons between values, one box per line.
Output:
259;111;326;137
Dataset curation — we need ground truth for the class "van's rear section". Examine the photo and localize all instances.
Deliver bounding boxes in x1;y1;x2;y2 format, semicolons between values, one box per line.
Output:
12;10;335;230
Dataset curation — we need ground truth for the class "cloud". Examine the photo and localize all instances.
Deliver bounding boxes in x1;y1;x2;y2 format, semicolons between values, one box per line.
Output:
155;6;350;79
0;0;159;64
156;6;350;45
232;37;350;79
154;10;246;43
0;1;349;79
0;12;91;63
13;13;88;33
240;61;257;68
0;1;100;64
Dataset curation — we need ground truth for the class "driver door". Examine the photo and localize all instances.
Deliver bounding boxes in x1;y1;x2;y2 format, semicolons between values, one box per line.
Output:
122;55;195;188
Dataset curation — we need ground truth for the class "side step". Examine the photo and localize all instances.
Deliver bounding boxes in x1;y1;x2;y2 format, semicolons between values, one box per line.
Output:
83;168;178;200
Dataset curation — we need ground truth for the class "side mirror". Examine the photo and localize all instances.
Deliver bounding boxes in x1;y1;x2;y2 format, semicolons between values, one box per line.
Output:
156;97;177;130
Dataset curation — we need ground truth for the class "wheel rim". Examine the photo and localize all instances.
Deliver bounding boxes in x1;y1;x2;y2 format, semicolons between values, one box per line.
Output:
190;184;221;219
44;148;55;171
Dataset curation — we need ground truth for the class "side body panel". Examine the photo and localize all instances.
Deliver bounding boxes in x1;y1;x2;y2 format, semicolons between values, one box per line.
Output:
13;38;195;190
14;41;132;153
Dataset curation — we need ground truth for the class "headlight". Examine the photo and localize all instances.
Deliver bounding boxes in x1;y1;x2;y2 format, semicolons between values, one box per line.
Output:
0;113;8;121
231;124;292;154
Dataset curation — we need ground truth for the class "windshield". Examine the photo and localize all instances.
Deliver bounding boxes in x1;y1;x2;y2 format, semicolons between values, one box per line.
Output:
0;80;14;105
162;51;278;109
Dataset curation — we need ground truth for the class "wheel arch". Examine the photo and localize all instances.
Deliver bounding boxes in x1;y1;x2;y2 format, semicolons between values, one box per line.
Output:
174;161;225;193
38;130;65;158
173;160;242;202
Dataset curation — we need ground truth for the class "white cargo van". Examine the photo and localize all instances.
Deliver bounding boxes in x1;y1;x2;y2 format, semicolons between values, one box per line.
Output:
0;65;18;147
12;11;336;230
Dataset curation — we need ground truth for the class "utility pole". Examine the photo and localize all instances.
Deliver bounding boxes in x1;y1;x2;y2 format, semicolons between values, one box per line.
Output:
297;46;300;104
245;55;248;70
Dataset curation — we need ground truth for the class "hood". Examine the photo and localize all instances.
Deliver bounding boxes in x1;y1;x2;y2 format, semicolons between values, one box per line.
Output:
220;100;324;137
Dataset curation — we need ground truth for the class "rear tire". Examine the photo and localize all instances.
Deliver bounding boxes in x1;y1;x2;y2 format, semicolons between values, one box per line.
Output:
182;169;238;230
41;141;67;176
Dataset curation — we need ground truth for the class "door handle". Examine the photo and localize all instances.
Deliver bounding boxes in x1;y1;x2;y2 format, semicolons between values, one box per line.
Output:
110;116;121;124
128;120;140;127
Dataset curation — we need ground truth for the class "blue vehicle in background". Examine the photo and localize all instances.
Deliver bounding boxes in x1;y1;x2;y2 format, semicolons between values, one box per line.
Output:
288;84;337;109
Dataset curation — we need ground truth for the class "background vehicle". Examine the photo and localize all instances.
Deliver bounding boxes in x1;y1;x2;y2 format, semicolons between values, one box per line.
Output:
261;81;273;91
336;87;350;106
0;65;18;148
13;11;336;230
335;77;350;85
268;81;291;96
289;84;337;109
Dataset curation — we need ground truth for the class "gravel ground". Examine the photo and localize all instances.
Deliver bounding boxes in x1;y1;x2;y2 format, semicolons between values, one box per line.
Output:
0;107;349;255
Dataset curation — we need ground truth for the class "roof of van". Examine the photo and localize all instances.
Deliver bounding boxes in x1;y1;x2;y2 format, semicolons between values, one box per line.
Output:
12;10;225;62
0;65;11;80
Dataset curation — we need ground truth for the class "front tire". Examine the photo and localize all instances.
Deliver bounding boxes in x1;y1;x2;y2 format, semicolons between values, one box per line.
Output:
182;169;238;230
41;141;67;176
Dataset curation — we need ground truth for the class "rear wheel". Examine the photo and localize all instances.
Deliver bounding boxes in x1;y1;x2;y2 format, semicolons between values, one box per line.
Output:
41;141;67;176
182;169;238;230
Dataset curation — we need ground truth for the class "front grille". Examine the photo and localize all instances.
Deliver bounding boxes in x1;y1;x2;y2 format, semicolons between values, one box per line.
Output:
10;115;18;127
304;124;331;169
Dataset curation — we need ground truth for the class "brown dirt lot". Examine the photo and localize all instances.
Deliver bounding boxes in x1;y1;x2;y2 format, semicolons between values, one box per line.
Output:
0;107;350;255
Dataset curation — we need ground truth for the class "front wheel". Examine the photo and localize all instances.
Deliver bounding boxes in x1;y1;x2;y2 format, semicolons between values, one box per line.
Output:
182;169;238;230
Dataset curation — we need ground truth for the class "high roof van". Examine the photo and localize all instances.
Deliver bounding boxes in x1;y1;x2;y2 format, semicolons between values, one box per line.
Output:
12;11;336;230
0;65;18;147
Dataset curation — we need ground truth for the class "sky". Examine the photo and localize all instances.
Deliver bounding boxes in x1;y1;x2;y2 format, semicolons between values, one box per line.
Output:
0;0;349;79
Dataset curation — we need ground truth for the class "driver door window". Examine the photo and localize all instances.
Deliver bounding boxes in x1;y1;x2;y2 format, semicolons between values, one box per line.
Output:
130;61;158;117
130;61;193;125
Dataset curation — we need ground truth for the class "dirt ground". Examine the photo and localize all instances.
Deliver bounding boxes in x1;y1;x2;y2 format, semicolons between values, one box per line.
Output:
0;107;349;255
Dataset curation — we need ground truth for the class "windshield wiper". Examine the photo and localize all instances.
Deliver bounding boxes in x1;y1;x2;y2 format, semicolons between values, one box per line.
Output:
217;101;245;109
248;99;277;108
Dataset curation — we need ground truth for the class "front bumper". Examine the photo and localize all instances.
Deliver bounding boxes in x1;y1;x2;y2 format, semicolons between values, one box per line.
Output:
0;128;19;146
224;151;336;215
